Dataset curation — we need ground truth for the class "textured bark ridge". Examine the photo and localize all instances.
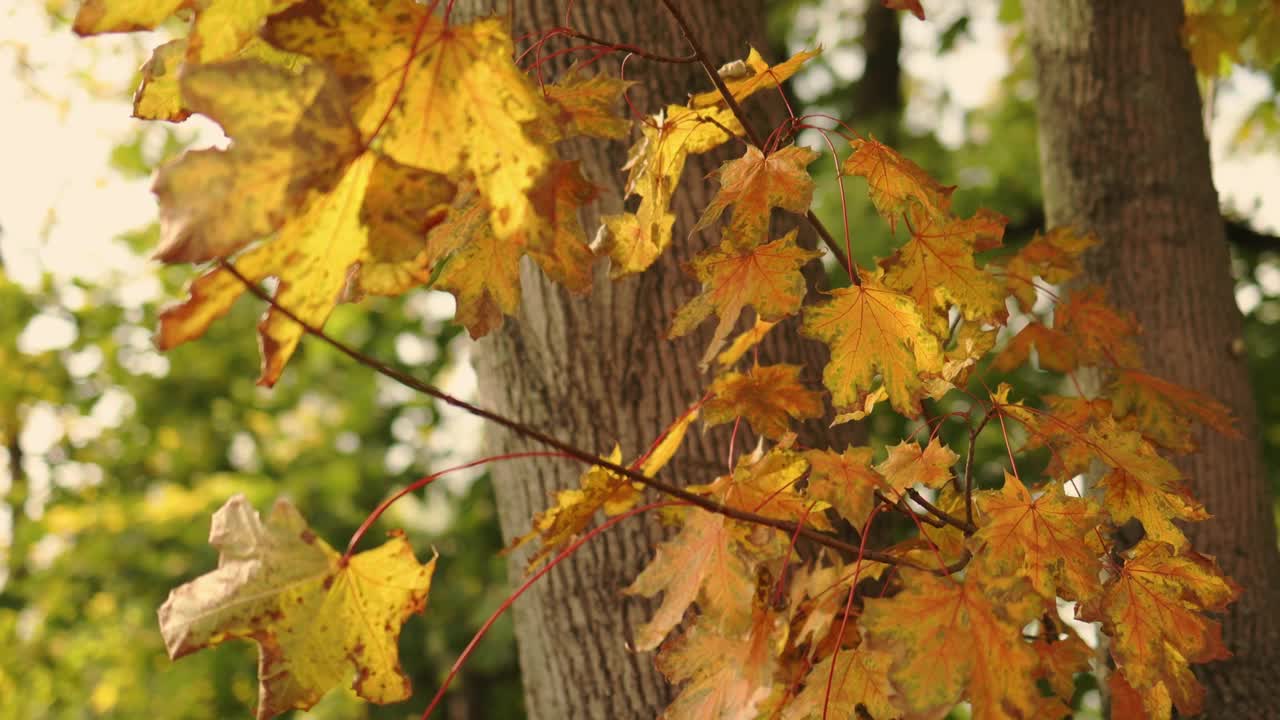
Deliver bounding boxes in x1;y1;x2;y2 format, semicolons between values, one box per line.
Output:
1025;1;1280;713
462;3;849;718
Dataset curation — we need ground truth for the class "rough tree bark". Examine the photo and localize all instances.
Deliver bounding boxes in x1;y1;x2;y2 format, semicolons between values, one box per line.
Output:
464;3;847;718
1025;1;1280;713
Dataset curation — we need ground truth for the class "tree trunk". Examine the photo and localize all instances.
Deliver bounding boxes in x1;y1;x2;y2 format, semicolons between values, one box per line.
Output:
1025;1;1280;713
465;3;844;718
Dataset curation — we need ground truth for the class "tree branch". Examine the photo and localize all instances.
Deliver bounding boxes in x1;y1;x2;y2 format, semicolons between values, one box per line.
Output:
219;260;963;573
657;0;859;283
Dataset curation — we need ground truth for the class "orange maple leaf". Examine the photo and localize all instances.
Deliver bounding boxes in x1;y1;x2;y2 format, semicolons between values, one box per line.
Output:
874;438;958;495
861;570;1043;719
1079;540;1237;717
541;65;634;141
780;648;898;720
694;145;820;248
703;364;824;440
801;271;943;417
656;606;782;720
1111;369;1239;453
843;137;954;232
803;446;884;529
969;473;1103;601
626;509;756;651
1000;226;1098;310
671;230;821;366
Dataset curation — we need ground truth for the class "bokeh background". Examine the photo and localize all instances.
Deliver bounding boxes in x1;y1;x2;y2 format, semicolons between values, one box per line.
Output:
2;1;1277;718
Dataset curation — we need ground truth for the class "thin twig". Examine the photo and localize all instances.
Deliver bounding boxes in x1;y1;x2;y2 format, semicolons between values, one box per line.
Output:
906;488;978;535
563;28;697;64
873;489;945;528
964;409;995;527
218;260;961;573
657;0;859;283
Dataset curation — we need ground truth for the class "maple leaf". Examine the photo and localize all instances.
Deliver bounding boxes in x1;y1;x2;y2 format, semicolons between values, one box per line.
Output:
626;509;756;651
75;0;299;61
154;61;456;384
881;207;1008;330
264;1;554;239
671;230;820;366
874;438;958;495
703;364;823;440
656;606;782;720
598;210;677;278
1090;421;1209;548
423;161;597;337
1111;369;1239;453
513;409;698;567
541;66;634;141
1000;226;1098;310
1110;669;1172;720
862;570;1043;720
801;271;943;417
843;137;954;232
1055;286;1142;368
1032;627;1093;704
922;322;999;399
716;318;778;368
992;321;1079;373
1079;540;1237;717
691;444;833;532
157;495;435;720
689;47;822;108
780;648;898;720
969;473;1103;601
803;446;883;529
605;104;743;275
694;145;820;248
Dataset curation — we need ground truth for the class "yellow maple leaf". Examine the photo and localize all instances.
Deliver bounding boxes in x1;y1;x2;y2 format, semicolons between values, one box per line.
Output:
716;318;778;368
802;271;942;417
843;136;954;233
513;409;698;568
605;104;743;274
689;47;822;108
153;62;454;384
1110;369;1240;453
157;495;435;720
264;1;553;238
672;230;821;366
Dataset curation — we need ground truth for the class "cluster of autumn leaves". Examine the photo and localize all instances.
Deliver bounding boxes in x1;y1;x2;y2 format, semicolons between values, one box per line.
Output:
75;0;1241;718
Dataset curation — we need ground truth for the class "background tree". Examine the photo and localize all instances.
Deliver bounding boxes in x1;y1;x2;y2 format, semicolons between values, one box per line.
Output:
1025;1;1280;712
